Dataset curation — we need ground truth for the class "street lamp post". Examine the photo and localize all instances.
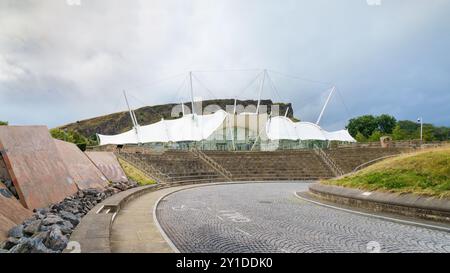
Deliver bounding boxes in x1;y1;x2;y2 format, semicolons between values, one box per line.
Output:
417;117;423;143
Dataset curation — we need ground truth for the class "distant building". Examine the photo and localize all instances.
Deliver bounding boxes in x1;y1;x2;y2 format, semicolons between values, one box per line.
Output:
97;107;355;151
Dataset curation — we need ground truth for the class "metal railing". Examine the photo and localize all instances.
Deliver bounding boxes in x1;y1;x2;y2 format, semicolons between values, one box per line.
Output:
116;152;170;184
190;148;233;181
313;145;344;177
352;154;398;173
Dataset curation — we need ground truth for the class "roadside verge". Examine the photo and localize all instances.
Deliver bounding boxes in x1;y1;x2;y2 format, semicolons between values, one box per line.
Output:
307;183;450;224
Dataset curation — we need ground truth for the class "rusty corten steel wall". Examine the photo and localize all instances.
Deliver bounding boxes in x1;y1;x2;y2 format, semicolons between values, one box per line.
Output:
0;126;78;209
0;183;32;224
85;151;128;183
0;214;15;242
54;139;109;190
0;183;33;240
0;153;10;181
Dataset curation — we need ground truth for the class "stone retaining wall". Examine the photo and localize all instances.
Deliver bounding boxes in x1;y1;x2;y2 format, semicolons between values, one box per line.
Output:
309;183;450;223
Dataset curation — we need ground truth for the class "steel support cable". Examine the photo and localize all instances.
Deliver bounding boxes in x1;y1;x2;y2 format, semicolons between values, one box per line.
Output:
127;93;165;120
172;73;189;102
266;72;283;103
335;86;352;121
292;87;335;121
191;73;218;100
191;68;262;73
123;72;187;92
234;70;264;100
267;69;333;86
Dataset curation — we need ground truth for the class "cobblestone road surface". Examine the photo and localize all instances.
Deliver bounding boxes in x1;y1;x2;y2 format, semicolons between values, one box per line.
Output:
156;182;450;253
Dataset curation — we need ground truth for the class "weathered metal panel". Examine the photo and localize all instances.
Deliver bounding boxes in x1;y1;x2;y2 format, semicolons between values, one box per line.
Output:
0;126;78;209
0;183;33;240
0;183;32;224
54;140;109;190
85;152;128;183
0;213;15;242
0;153;10;181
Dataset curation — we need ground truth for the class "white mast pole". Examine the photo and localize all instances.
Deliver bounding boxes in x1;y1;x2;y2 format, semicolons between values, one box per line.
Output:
256;69;266;114
316;86;335;125
284;106;289;117
123;90;140;144
123;90;137;128
132;110;139;126
182;102;185;116
189;71;195;116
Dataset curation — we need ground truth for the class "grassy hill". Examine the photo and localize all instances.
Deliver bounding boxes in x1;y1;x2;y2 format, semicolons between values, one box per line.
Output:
323;146;450;198
58;99;293;139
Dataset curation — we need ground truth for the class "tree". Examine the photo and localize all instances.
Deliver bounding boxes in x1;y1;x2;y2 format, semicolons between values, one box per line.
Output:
0;121;8;126
355;132;367;142
347;114;397;139
348;114;450;142
392;124;407;140
346;115;378;138
421;124;435;141
368;130;382;142
397;120;419;135
376;114;396;134
50;128;99;148
433;126;450;141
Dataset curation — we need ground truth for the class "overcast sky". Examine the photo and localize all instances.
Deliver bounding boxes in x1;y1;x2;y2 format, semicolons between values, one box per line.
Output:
0;0;449;130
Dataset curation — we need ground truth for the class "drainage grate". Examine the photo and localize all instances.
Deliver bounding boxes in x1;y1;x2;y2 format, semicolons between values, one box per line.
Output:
258;200;273;204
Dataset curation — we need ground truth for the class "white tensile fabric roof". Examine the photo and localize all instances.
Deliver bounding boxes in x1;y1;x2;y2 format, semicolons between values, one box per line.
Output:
265;116;356;142
98;110;355;145
98;109;228;145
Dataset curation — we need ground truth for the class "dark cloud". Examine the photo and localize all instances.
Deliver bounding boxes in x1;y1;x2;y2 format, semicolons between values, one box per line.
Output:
0;0;449;130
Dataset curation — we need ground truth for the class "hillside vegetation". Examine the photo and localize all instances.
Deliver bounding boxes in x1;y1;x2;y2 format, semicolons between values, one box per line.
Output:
323;147;450;198
58;99;293;140
347;114;450;142
118;158;155;185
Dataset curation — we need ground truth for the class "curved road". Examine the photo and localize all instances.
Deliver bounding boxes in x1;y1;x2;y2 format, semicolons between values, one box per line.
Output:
156;182;450;253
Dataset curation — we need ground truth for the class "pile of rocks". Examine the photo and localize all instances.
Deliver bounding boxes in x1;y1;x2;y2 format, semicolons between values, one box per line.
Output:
0;179;138;253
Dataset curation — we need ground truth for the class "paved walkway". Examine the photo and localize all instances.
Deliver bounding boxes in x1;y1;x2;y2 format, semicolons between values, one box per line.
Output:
111;182;450;253
157;183;450;253
110;185;191;253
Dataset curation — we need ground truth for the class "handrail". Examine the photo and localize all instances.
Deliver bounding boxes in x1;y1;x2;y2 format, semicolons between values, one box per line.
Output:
190;148;233;181
313;145;344;177
116;152;170;184
352;154;398;173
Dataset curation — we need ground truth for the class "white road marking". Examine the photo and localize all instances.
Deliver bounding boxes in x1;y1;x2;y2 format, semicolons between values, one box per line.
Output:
219;211;251;223
172;205;187;211
235;227;251;236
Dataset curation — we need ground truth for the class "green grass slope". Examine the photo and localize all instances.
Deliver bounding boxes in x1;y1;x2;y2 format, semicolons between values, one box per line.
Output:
323;147;450;198
118;158;156;185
